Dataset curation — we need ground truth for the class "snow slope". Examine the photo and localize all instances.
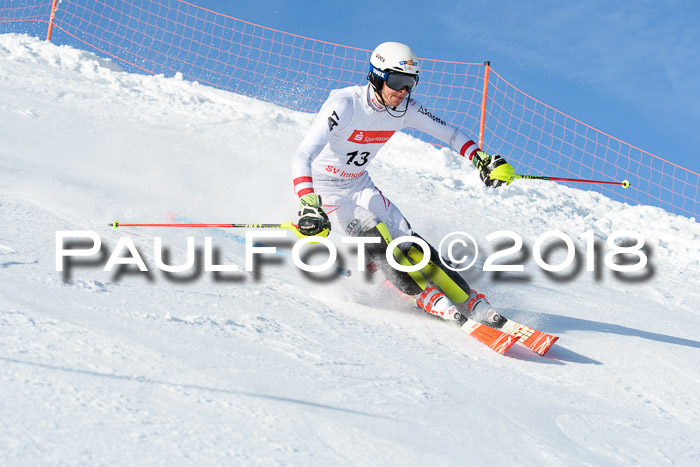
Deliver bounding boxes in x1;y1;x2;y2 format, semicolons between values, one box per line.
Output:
1;34;700;465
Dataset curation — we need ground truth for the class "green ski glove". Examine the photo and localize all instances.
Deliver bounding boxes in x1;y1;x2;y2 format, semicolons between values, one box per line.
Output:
474;151;515;188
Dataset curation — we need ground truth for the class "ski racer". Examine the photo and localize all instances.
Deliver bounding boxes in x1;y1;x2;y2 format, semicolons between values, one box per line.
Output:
291;41;515;323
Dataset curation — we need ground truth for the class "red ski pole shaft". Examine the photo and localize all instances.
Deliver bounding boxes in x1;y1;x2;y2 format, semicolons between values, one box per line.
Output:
110;221;293;229
108;221;318;239
513;174;630;188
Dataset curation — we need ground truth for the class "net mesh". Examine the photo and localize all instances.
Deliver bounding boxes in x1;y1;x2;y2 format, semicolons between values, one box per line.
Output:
2;0;698;219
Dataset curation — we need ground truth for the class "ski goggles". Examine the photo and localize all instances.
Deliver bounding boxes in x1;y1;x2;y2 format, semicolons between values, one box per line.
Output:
369;64;419;92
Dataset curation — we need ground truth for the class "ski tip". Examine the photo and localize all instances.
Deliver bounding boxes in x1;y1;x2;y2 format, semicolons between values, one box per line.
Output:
530;335;559;356
492;333;520;354
503;321;559;356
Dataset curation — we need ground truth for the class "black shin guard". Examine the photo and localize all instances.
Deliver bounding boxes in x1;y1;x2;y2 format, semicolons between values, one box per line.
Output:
360;224;425;296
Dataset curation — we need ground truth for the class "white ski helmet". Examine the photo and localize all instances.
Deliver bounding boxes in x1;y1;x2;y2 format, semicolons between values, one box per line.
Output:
367;41;420;92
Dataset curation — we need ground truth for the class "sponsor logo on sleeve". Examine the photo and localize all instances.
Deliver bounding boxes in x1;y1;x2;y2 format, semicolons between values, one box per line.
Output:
327;110;339;131
418;106;446;126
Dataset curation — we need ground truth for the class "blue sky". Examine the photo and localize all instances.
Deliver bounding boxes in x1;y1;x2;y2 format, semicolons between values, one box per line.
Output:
193;0;700;174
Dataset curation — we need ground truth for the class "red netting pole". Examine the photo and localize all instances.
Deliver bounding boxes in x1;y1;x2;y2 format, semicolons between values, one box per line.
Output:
46;0;58;41
478;61;491;149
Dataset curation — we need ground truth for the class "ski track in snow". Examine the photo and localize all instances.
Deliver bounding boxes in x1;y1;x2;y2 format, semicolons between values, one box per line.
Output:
1;33;700;465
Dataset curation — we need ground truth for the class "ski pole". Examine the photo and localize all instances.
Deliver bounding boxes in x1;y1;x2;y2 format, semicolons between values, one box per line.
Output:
110;221;322;239
512;174;631;189
109;219;348;276
112;221;294;229
111;216;354;276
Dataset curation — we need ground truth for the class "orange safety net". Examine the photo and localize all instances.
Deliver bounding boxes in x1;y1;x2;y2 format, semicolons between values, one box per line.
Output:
2;0;698;219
